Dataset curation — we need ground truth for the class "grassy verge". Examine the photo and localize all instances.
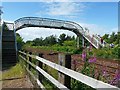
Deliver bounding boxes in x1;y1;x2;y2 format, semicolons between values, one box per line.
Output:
2;63;25;80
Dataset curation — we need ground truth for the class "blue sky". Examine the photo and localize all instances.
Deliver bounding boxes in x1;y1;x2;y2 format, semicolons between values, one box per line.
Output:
2;2;118;41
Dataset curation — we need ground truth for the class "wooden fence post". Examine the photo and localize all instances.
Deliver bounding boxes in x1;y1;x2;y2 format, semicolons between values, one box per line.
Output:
58;53;71;89
24;51;27;59
28;52;32;70
65;54;71;89
38;53;43;83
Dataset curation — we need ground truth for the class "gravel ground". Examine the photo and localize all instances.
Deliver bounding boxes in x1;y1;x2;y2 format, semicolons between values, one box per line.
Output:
2;75;34;89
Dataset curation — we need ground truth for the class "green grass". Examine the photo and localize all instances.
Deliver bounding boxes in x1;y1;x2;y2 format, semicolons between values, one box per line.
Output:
2;63;25;80
43;65;58;79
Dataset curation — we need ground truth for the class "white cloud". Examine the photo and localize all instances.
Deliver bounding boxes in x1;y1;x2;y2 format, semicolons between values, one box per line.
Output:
78;23;106;36
77;22;118;36
47;2;86;16
36;2;86;17
16;27;76;42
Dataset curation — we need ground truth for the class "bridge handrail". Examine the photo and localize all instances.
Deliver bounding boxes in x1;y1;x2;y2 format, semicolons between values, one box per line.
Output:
19;51;119;89
14;17;78;30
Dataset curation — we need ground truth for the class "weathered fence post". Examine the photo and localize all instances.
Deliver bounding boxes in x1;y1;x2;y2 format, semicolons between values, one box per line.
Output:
28;52;32;70
24;51;27;59
58;53;71;89
24;51;28;68
38;53;43;83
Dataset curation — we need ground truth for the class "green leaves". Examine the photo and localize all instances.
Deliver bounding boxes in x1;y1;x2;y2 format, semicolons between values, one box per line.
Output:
16;33;24;50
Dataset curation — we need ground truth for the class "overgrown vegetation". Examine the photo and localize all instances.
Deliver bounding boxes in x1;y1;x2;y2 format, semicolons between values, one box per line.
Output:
2;63;25;80
17;32;119;59
102;32;120;45
92;45;119;59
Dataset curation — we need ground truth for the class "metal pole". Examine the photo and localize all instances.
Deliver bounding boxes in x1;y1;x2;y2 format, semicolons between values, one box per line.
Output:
0;6;3;90
82;36;85;47
0;6;3;25
77;36;80;48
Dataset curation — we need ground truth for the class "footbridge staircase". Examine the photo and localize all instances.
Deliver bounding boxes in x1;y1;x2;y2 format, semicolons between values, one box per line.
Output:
1;22;17;69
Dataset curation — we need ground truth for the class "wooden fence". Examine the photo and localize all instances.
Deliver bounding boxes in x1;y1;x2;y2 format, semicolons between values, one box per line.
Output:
19;51;119;90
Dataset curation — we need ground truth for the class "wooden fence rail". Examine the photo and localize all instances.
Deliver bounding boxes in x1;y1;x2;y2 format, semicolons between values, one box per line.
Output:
19;51;119;90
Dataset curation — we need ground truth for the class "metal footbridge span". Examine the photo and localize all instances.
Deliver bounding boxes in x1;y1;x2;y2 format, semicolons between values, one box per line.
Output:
14;17;102;49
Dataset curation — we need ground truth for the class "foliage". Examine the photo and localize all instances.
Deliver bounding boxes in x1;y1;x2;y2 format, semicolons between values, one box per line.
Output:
92;45;119;59
102;32;119;45
23;32;120;60
33;37;43;46
71;46;120;89
71;79;95;90
44;35;57;46
16;33;24;50
71;49;96;90
63;40;76;47
24;33;76;47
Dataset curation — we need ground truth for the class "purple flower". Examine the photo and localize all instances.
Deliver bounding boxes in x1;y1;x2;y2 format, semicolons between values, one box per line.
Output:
114;70;120;80
88;57;96;63
82;52;86;61
73;60;77;65
102;69;107;77
110;70;120;85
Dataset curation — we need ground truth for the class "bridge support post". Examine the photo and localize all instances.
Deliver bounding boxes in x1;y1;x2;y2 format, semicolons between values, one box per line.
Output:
82;36;85;48
58;53;71;89
77;36;80;49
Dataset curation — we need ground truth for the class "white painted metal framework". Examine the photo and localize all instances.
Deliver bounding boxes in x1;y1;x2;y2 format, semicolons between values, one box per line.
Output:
14;17;103;49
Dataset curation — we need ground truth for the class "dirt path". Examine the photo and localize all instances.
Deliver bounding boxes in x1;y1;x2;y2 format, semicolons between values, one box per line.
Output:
1;63;34;89
2;75;33;89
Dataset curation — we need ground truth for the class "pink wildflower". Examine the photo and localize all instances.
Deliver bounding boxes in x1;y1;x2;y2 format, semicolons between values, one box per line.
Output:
88;57;96;63
82;51;86;61
110;70;120;85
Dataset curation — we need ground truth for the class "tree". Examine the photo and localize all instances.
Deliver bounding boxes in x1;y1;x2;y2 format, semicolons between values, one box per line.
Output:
33;37;43;46
43;35;57;46
109;32;117;44
102;34;109;43
58;33;67;45
114;32;120;45
26;40;34;46
16;33;24;50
